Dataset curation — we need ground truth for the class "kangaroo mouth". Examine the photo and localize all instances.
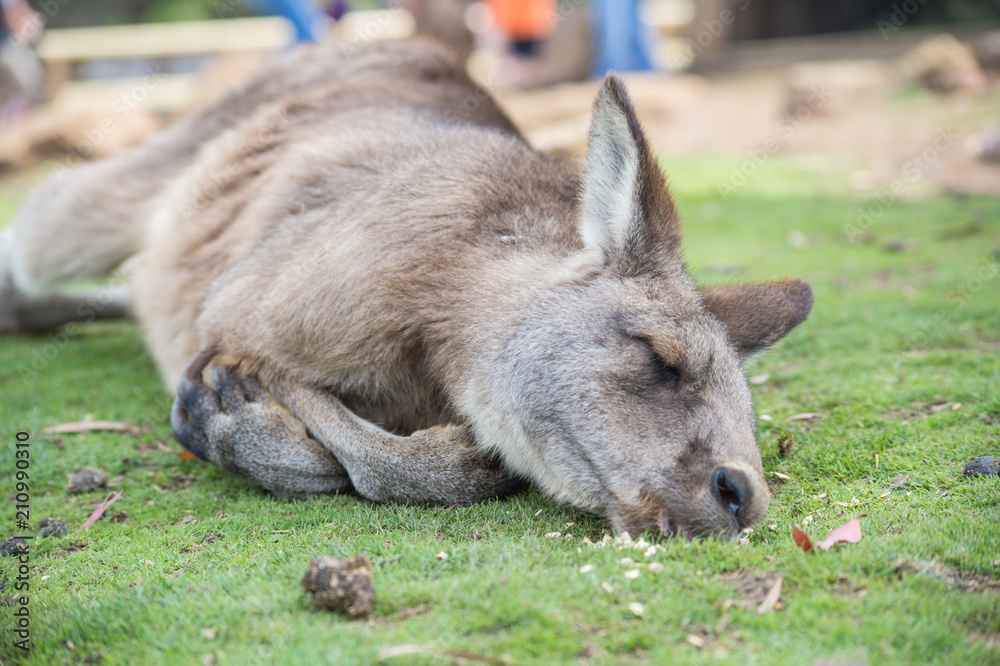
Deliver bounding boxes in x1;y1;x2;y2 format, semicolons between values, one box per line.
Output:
608;496;740;542
657;509;695;542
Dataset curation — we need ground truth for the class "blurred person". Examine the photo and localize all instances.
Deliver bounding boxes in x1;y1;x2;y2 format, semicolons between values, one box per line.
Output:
246;0;328;43
325;0;351;22
482;0;557;85
487;0;555;57
0;0;45;124
589;0;652;76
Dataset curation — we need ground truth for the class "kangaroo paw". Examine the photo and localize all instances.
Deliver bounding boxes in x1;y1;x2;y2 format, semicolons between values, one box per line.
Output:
171;352;351;499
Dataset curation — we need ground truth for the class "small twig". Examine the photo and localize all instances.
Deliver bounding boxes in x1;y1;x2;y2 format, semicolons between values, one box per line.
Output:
43;421;143;436
79;492;123;531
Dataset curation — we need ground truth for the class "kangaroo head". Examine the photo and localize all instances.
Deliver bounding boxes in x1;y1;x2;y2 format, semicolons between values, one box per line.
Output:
486;75;813;540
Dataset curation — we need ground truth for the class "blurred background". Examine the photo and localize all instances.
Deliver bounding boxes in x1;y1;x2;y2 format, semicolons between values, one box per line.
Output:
0;0;999;197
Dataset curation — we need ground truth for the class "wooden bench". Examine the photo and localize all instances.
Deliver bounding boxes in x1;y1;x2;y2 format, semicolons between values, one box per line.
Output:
34;11;416;97
35;17;292;96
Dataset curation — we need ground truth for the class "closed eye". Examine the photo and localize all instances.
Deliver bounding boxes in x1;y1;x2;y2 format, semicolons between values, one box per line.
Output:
652;354;681;386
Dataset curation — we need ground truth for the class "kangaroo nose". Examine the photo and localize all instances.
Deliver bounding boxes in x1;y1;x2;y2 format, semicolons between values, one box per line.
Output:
713;467;749;517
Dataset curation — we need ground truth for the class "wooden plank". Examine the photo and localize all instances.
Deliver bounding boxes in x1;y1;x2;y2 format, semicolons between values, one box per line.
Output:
36;17;293;64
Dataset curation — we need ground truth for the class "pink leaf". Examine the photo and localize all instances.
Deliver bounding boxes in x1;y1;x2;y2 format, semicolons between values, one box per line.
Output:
815;516;863;550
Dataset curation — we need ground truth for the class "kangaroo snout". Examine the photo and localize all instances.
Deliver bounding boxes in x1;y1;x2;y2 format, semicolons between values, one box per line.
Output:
712;464;770;531
609;462;770;542
713;466;750;519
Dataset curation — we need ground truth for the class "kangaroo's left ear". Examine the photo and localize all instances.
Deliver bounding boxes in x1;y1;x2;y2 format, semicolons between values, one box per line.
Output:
580;74;680;276
701;279;814;356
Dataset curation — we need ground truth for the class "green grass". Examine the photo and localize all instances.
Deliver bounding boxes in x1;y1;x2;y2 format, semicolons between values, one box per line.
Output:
1;153;998;666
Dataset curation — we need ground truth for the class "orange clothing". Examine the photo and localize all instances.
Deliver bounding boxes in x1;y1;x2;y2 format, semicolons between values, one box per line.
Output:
487;0;556;41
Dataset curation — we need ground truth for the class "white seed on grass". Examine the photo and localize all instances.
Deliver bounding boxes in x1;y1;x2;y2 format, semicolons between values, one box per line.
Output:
624;569;640;580
686;634;706;648
628;602;645;616
436;551;448;560
618;557;634;566
648;562;664;574
601;582;613;593
579;564;594;574
545;532;561;538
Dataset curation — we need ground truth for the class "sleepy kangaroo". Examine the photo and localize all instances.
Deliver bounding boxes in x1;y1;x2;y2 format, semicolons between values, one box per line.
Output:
1;39;813;540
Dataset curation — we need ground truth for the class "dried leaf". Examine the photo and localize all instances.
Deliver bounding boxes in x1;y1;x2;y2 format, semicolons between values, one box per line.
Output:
815;516;864;550
376;644;511;664
787;412;823;422
43;421;141;436
888;474;909;490
756;576;783;614
792;526;814;553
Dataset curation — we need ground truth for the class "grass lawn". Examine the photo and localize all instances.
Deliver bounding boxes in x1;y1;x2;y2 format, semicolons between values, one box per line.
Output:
0;152;998;666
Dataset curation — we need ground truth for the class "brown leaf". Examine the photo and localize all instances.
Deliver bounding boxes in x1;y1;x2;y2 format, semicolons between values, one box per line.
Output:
43;421;142;436
792;526;814;553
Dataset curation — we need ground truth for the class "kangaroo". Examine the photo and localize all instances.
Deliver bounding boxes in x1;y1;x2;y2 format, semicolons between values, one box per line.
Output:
0;39;813;540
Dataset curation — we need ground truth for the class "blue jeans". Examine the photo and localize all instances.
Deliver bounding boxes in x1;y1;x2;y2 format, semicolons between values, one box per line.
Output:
589;0;652;76
246;0;324;43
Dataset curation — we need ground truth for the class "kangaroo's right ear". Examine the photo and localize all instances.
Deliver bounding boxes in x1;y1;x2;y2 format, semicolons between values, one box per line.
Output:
701;279;815;357
580;74;681;276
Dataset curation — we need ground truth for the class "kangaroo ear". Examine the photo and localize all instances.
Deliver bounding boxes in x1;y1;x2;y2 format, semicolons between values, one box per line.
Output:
580;74;680;275
701;279;814;356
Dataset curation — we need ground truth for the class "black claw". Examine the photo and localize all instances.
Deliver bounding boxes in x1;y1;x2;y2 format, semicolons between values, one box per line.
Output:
170;396;210;460
214;366;246;413
176;373;222;422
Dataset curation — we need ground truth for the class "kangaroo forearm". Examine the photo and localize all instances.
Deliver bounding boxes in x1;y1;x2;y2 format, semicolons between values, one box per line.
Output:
269;377;524;506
